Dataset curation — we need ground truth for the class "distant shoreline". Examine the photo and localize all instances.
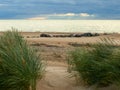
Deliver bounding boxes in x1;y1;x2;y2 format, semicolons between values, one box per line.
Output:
0;20;119;33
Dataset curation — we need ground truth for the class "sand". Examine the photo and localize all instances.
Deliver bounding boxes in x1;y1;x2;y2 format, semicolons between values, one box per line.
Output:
36;62;120;90
22;32;120;90
24;33;120;47
1;32;119;90
36;65;80;90
0;32;120;90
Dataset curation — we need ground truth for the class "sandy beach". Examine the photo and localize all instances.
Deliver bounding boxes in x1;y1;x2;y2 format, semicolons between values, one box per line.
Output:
1;32;120;90
19;32;120;90
0;0;120;89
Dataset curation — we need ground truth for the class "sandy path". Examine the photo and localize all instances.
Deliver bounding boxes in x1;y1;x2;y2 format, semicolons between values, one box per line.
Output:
36;64;119;90
36;65;85;90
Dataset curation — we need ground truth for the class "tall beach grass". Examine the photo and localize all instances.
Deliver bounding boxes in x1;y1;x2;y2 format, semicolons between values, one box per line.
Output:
0;30;44;90
68;38;120;87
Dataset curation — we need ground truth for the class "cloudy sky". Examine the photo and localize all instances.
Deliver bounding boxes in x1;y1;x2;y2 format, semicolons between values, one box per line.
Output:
0;0;120;19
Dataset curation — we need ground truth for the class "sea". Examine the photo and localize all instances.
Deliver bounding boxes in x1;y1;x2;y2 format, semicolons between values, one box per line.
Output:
0;20;120;33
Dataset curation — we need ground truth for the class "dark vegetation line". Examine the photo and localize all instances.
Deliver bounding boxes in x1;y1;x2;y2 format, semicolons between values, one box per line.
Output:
40;33;100;37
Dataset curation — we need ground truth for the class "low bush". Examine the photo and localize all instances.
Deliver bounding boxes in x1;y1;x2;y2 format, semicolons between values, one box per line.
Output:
68;38;120;87
0;30;44;90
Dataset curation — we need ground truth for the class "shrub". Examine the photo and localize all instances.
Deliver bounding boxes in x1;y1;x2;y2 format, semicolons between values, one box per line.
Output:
68;38;120;87
0;30;44;90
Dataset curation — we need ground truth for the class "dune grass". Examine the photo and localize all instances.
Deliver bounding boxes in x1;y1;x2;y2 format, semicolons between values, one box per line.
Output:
0;30;44;90
68;38;120;87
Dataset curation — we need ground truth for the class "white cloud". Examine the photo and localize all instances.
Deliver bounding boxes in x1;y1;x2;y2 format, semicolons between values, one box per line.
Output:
27;17;47;20
64;13;76;16
28;13;95;20
79;13;95;17
51;13;95;17
53;13;76;16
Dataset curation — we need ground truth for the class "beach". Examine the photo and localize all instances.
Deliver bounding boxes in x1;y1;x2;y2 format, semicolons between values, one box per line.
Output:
0;0;120;89
19;32;120;90
0;31;119;90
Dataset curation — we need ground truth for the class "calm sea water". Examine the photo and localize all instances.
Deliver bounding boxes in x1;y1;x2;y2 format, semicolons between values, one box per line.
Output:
0;20;120;33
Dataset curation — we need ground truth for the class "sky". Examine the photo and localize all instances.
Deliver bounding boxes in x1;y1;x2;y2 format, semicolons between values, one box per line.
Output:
0;0;120;19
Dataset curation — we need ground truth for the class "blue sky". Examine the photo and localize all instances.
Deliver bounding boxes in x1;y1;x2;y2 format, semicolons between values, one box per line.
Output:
0;0;120;19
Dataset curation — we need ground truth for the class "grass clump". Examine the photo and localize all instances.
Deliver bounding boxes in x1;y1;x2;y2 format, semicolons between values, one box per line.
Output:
0;30;44;90
68;38;120;87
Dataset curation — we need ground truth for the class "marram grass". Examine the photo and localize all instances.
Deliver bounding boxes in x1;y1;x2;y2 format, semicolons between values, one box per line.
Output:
0;30;44;90
68;38;120;87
